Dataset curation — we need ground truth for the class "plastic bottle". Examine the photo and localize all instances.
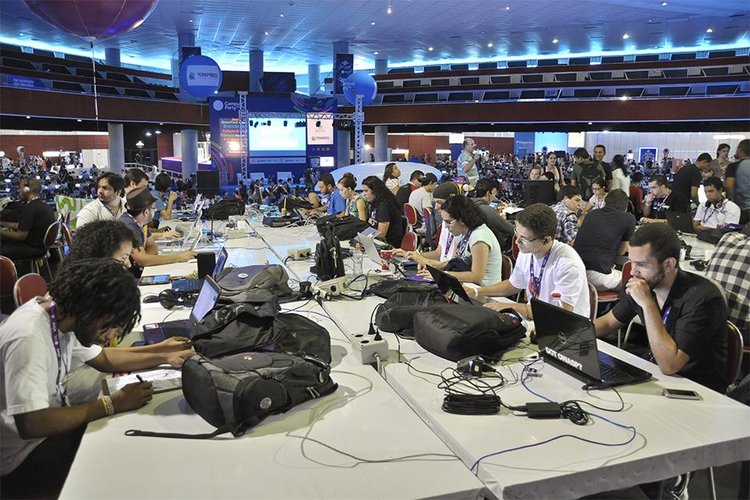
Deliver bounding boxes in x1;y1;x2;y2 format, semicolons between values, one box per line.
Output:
352;243;364;275
550;292;563;309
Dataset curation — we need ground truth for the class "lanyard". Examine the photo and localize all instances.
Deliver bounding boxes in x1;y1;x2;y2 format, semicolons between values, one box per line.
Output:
701;199;725;225
528;252;551;299
661;304;672;325
442;229;454;261
47;301;68;407
456;230;473;257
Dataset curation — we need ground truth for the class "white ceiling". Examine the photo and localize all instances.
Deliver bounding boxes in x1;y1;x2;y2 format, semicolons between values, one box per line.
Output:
1;0;748;76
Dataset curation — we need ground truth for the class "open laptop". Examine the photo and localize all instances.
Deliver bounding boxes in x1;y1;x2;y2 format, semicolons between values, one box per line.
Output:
426;265;478;305
666;211;695;234
531;298;652;387
142;276;221;345
171;247;229;294
356;229;385;264
161;204;204;253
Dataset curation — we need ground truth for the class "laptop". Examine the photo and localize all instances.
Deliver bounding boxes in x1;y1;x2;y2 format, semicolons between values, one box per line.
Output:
531;298;652;387
161;205;204;252
171;247;229;294
356;230;384;265
142;276;221;345
666;211;695;234
426;265;477;305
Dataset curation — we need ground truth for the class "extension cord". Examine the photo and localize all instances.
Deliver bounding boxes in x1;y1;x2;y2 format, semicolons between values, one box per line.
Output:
287;247;312;260
351;333;389;364
313;276;348;299
226;229;246;239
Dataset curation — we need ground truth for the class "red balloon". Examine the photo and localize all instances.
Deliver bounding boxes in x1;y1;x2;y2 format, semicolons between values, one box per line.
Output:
22;0;159;41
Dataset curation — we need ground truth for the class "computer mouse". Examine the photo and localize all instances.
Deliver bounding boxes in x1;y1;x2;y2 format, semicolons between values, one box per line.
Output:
142;294;161;304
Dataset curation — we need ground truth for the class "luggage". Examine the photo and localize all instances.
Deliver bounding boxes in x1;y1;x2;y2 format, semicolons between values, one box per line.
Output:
215;264;294;302
375;288;448;335
315;214;370;241
310;224;345;281
205;198;245;220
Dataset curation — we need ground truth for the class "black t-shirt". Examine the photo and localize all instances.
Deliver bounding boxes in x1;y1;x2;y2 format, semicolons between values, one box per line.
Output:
18;198;56;248
369;198;404;248
671;164;702;202
594;160;613;182
651;190;689;218
611;270;728;392
573;207;635;273
725;160;740;179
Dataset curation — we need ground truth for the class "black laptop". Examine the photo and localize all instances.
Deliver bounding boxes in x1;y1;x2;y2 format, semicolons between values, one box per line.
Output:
142;276;221;345
426;265;477;305
666;211;695;234
531;298;652;387
171;247;229;294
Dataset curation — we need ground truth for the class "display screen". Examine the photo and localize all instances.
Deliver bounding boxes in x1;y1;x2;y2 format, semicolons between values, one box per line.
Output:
248;118;306;156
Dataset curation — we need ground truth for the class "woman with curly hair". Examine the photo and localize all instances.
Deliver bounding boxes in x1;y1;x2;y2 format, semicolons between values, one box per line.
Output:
68;220;136;268
361;176;404;247
436;195;503;286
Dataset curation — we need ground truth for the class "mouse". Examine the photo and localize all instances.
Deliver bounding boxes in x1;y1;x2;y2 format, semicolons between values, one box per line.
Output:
143;294;161;304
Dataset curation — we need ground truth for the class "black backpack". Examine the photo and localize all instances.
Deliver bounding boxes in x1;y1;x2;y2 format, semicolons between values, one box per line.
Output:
310;225;345;281
315;214;370;241
577;162;604;200
126;352;337;438
375;288;449;336
205;198;245;220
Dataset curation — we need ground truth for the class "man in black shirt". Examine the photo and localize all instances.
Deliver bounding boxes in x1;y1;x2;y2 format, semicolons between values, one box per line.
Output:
0;178;56;261
593;144;613;190
472;178;514;252
594;224;728;392
573;189;635;290
672;156;704;207
641;174;689;223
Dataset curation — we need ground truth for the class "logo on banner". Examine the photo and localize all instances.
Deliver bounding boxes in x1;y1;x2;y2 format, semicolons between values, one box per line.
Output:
180;55;223;98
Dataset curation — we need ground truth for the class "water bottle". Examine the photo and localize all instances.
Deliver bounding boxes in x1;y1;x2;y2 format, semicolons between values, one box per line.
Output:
550;292;563;309
200;220;209;242
352;243;364;275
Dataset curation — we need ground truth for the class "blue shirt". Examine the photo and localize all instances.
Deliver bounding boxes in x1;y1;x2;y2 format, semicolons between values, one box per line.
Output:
326;189;347;215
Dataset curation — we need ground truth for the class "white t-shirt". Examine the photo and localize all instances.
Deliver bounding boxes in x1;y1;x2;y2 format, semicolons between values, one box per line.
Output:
588;194;606;210
0;300;102;474
693;198;741;228
438;221;458;262
408;187;433;213
509;240;590;317
456;224;503;286
385;178;400;192
75;198;126;228
611;169;630;194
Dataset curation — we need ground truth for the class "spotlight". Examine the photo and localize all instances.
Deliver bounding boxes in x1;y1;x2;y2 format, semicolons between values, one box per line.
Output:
267;120;271;126
316;121;321;127
254;121;259;128
249;120;253;126
283;120;288;126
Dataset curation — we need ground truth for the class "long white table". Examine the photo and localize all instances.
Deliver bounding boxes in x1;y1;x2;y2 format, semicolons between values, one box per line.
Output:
61;226;485;500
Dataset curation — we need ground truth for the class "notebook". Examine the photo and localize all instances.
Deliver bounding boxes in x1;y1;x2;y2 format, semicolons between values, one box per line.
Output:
102;368;182;394
666;211;695;234
531;298;652;387
142;276;221;345
172;247;229;294
426;265;477;305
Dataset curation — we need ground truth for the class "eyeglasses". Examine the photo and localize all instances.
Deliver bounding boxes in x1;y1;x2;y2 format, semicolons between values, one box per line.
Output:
444;218;457;225
514;231;541;245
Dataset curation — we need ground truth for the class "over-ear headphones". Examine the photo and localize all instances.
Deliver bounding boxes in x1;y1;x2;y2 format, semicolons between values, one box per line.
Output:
705;197;725;209
158;289;196;310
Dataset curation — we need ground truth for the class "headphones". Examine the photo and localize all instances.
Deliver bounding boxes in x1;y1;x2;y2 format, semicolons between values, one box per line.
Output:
705;197;725;209
157;289;196;310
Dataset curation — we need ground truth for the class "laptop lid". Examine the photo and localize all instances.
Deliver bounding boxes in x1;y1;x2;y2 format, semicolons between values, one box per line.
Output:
531;298;603;381
192;194;203;212
356;231;382;264
426;265;474;304
213;247;228;277
188;275;221;324
666;212;695;233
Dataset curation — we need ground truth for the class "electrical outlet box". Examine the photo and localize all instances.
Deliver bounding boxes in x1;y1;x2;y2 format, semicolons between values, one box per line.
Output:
351;334;389;364
287;247;312;260
313;276;348;299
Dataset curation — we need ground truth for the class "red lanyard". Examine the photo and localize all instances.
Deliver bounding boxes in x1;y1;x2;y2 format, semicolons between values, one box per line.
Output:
528;252;551;299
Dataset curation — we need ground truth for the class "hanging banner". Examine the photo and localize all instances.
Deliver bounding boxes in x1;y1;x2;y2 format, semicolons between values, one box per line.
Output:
333;53;353;94
180;55;223;98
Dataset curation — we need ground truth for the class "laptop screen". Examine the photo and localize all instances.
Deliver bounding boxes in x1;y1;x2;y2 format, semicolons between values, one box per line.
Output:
213;247;228;276
356;231;382;264
426;265;473;304
189;276;220;323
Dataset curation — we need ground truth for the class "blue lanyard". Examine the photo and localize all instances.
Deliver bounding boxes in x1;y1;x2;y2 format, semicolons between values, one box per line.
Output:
47;301;68;406
661;304;672;325
456;230;473;257
529;252;551;295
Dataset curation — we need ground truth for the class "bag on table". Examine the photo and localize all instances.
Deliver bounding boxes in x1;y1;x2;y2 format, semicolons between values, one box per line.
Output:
375;288;448;335
215;264;294;301
310;224;345;281
367;279;436;299
205;198;245;220
413;304;525;362
125;352;337;439
315;214;370;241
191;300;332;363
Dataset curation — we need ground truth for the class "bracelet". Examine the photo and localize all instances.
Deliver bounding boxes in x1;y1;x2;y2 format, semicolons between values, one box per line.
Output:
473;287;480;298
101;396;115;416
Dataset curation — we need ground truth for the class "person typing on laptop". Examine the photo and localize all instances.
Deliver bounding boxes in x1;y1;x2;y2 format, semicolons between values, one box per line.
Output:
0;259;189;499
640;174;689;224
468;203;590;319
593;224;728;392
119;187;196;276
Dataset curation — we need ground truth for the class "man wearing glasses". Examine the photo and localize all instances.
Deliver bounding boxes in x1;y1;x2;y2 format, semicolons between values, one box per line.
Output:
469;203;590;319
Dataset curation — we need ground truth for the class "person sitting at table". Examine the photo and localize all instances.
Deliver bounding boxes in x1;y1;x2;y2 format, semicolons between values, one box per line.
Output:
583;177;607;213
307;173;346;215
0;178;56;266
123;167;149;195
430;194;503;286
393;181;461;266
118;187;196;276
471;203;590;319
640;174;689;223
472;177;514;253
74;172;127;229
528;165;544;180
692;177;741;231
552;185;583;245
0;259;191;499
361;175;405;248
337;173;368;221
594;223;728;392
382;162;402;195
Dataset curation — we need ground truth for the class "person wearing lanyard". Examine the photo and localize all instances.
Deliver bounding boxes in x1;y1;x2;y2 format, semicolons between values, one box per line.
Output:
0;259;192;499
594;224;729;392
692;177;741;231
470;203;590;319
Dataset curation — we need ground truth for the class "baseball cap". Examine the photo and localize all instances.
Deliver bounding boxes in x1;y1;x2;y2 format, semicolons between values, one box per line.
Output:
432;182;462;200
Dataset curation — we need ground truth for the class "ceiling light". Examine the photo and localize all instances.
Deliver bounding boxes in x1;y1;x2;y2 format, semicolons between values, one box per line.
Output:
145;131;152;137
552;38;558;44
371;21;375;25
487;42;494;48
387;6;392;14
155;130;161;134
588;122;593;125
661;1;667;5
622;33;630;39
428;46;434;51
189;19;193;23
26;116;30;119
279;13;284;17
505;6;510;10
76;119;82;122
620;95;629;101
706;28;713;33
374;51;379;55
264;31;269;35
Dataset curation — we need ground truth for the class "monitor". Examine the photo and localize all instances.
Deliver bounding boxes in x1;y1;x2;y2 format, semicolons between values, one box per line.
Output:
522;180;556;206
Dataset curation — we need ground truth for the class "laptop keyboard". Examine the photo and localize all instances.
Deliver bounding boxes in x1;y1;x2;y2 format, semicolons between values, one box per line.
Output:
598;361;633;383
161;323;192;339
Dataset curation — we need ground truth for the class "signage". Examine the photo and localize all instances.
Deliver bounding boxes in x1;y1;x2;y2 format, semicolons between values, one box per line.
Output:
180;55;222;98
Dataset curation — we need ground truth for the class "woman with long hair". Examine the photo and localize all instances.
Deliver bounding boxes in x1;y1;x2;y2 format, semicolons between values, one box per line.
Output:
382;162;401;195
435;195;503;286
361;175;404;247
337;173;368;221
610;154;630;193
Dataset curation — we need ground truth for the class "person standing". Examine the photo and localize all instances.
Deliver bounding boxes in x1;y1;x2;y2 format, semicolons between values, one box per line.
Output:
610;154;630;193
725;139;750;224
457;138;479;186
593;144;613;190
671;156;702;207
709;143;731;179
571;148;606;200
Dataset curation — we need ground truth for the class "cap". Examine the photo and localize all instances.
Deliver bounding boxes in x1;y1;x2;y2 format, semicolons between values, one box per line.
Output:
432;182;462;200
126;186;157;211
420;173;438;185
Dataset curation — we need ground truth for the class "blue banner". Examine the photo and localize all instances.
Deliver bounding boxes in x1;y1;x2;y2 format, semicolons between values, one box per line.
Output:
333;53;353;94
1;74;47;90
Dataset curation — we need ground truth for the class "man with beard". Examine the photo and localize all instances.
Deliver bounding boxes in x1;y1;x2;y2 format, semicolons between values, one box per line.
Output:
594;224;728;392
0;259;191;498
74;172;127;228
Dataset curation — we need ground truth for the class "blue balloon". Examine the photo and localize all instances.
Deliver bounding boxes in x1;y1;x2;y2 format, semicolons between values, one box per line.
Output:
343;72;378;105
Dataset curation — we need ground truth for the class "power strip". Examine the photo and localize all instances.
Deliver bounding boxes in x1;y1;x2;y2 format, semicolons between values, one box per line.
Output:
287;247;312;260
226;229;246;239
312;276;348;300
351;333;389;364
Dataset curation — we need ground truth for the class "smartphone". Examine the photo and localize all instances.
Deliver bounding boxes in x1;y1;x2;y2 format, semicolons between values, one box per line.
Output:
138;274;171;286
662;388;702;400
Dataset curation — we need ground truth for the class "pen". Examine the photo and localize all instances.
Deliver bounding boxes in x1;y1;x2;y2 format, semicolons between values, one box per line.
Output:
136;375;145;383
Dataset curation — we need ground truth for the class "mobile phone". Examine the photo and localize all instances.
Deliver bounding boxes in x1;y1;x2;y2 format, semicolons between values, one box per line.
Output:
138;274;171;286
662;388;702;400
